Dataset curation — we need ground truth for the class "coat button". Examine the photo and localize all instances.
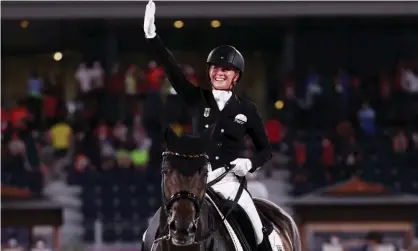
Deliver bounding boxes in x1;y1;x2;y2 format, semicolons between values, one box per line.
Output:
217;143;222;147
215;156;219;160
221;129;224;133
205;124;209;128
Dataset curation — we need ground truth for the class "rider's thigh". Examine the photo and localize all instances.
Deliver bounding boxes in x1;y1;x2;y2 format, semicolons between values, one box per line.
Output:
211;179;240;199
237;190;257;212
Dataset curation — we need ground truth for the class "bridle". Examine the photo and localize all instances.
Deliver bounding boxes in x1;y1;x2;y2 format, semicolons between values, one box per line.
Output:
161;151;209;223
154;150;246;247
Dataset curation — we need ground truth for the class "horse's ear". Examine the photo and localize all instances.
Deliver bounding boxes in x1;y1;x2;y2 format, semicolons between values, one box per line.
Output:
165;126;179;143
201;124;215;145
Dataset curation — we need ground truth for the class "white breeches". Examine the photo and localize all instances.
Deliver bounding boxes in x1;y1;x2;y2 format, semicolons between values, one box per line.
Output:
207;167;264;244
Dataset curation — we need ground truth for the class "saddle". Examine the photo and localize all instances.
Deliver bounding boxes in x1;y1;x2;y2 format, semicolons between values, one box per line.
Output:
206;187;274;251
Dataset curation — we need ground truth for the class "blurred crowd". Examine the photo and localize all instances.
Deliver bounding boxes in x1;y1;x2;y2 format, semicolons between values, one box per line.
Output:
1;59;201;195
2;55;418;195
264;61;418;194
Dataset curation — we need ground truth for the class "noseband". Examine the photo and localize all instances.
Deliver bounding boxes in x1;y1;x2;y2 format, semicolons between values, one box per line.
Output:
161;151;209;220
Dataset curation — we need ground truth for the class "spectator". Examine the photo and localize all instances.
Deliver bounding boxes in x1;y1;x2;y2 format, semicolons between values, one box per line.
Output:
303;69;322;108
401;64;418;94
109;63;125;95
293;139;306;167
31;239;51;251
125;64;138;102
28;72;43;98
343;136;362;175
8;133;31;172
90;61;105;91
113;121;128;144
95;121;111;143
48;120;72;158
284;72;295;101
361;232;384;251
133;124;150;148
8;133;26;158
100;139;116;166
75;154;92;172
42;91;58;128
392;128;408;154
336;120;355;140
412;132;418;150
334;68;350;100
265;119;284;145
75;63;92;100
131;148;149;169
321;137;335;168
146;60;165;93
10;100;31;130
115;148;132;169
2;237;24;251
184;65;199;87
357;102;377;136
379;72;392;101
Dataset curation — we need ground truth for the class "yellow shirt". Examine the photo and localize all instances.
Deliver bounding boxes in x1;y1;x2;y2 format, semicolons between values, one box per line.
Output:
50;123;71;149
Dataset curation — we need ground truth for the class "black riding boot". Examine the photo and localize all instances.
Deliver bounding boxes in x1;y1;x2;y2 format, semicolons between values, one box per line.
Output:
257;234;273;251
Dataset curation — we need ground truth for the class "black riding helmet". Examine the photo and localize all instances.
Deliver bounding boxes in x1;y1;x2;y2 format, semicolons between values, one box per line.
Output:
206;45;245;82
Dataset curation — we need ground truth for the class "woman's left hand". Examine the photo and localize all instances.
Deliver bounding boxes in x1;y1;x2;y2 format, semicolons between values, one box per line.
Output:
230;158;252;176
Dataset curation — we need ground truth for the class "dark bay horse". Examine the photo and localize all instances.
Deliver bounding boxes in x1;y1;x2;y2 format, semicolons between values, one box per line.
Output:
142;127;301;251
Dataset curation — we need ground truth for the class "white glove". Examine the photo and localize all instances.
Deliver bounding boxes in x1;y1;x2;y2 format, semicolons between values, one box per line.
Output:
230;158;252;177
143;0;157;39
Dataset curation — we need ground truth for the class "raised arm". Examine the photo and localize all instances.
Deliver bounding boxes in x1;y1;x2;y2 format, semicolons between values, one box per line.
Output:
143;0;200;105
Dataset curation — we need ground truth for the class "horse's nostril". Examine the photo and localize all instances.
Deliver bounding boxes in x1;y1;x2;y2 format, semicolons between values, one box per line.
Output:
169;220;177;231
189;224;197;233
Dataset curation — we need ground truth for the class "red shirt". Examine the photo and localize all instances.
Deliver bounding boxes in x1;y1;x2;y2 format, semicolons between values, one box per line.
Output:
294;142;306;165
109;72;125;94
10;106;30;129
146;67;165;91
95;124;110;141
322;140;335;166
265;120;282;144
43;95;57;118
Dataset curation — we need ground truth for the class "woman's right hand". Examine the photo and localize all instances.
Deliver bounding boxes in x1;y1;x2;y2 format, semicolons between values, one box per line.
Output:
143;0;157;38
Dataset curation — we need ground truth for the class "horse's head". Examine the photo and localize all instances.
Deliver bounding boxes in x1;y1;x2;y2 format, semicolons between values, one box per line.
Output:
161;127;213;246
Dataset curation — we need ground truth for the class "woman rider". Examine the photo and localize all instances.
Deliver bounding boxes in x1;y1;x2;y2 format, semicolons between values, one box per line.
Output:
143;1;274;250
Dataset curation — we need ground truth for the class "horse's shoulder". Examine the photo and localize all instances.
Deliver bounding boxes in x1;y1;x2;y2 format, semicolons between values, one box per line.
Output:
143;207;165;251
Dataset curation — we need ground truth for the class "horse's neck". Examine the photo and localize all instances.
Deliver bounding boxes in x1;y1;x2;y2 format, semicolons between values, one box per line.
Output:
197;201;218;238
198;201;236;251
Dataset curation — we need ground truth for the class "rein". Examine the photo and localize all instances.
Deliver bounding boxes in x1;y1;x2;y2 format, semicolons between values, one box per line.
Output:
155;150;246;247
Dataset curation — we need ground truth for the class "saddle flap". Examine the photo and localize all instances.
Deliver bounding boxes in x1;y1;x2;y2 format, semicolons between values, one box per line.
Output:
206;188;254;251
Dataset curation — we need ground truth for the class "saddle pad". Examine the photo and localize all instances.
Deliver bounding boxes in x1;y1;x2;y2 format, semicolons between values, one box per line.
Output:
205;194;244;251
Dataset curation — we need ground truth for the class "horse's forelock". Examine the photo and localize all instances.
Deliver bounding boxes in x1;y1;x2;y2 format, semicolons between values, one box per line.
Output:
163;155;208;177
